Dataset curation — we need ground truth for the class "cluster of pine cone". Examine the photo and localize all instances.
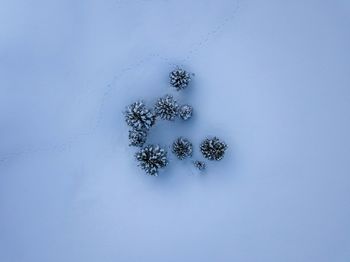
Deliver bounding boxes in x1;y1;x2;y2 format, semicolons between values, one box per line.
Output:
124;68;227;176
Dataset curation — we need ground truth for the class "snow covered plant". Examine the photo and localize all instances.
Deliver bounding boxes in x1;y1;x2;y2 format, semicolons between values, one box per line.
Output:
129;129;147;147
193;160;206;171
124;101;155;130
170;68;192;91
179;104;193;120
154;94;179;121
123;67;229;176
135;145;168;176
172;137;193;160
200;137;228;161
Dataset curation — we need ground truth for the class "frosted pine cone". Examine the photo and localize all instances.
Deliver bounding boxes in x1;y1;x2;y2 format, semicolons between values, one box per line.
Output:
154;95;179;121
135;145;168;176
172;137;193;160
124;101;155;130
170;68;191;90
200;137;227;161
129;129;147;147
179;105;193;120
193;160;206;171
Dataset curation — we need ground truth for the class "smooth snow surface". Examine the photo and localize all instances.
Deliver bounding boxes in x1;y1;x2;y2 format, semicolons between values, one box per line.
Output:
1;0;350;261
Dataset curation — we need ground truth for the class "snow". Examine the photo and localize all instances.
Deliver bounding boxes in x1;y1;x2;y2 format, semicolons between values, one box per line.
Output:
1;0;350;261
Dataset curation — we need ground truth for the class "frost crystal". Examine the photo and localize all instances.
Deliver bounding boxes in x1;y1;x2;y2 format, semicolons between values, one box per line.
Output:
135;145;168;176
124;101;155;130
170;68;191;90
179;104;193;120
172;137;193;160
154;94;179;121
200;137;228;161
193;160;206;171
129;129;147;147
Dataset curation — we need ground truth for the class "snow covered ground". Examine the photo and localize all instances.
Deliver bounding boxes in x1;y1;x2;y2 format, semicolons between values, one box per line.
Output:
1;0;350;261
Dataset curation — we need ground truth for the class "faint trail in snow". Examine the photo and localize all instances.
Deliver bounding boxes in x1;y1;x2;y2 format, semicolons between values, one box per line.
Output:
0;1;241;166
92;1;241;131
183;1;240;63
92;53;161;130
0;139;74;165
152;1;240;65
0;54;159;165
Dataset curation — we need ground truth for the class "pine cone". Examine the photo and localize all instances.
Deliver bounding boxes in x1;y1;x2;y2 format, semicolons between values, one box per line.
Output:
129;129;147;147
135;145;168;176
193;160;206;171
179;104;193;120
154;94;179;121
170;68;191;90
124;101;155;130
200;137;227;161
172;137;193;160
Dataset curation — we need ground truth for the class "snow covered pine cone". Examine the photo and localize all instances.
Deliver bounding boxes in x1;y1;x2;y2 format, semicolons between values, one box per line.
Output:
200;137;228;161
135;145;168;176
169;68;192;91
179;104;193;120
154;94;179;121
124;101;156;130
193;160;206;171
129;129;147;147
172;137;193;160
